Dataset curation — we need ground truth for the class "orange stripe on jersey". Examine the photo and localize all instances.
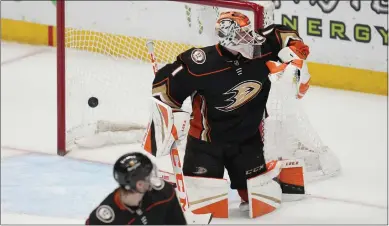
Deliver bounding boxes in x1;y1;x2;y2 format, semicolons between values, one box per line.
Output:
113;189;127;211
187;66;232;77
145;189;176;211
189;94;204;139
251;51;273;60
202;96;211;142
152;77;169;88
215;44;223;56
128;218;136;224
178;54;231;77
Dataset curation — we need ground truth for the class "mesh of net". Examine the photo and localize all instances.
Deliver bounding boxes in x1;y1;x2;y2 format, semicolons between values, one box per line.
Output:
65;28;198;65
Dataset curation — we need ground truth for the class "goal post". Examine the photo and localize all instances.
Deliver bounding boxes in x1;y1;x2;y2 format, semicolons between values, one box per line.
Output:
57;0;66;156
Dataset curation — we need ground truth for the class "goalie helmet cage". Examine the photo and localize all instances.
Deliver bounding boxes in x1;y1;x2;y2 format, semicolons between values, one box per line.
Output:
56;0;328;167
56;0;274;155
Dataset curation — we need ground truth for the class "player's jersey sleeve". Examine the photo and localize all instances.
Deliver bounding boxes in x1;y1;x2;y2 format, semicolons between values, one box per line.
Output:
260;24;310;60
164;189;187;225
152;54;197;109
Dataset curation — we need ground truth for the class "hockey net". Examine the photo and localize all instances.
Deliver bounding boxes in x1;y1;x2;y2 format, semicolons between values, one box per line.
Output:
57;0;340;180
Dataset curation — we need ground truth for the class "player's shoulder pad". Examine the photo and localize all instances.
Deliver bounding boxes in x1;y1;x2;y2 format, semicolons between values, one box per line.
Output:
178;45;229;77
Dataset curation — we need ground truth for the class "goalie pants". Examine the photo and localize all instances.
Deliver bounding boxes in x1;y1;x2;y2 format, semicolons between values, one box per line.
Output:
182;133;267;190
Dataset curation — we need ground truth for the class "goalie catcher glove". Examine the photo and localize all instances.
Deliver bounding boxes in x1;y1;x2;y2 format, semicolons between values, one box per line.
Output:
266;59;311;99
254;24;311;99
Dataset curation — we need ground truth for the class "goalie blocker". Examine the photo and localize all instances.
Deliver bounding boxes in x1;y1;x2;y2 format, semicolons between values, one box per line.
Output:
142;97;306;219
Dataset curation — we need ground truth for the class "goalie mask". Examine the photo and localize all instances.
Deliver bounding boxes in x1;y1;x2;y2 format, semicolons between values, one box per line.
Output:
113;152;164;193
215;11;265;59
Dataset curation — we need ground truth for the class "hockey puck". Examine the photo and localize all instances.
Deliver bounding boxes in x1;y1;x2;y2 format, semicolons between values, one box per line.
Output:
88;97;99;108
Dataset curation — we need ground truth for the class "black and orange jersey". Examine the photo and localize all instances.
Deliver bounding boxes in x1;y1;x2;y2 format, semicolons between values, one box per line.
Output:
152;24;308;144
86;182;186;225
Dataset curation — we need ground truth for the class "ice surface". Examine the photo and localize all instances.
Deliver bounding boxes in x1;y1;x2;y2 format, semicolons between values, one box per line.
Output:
1;41;387;224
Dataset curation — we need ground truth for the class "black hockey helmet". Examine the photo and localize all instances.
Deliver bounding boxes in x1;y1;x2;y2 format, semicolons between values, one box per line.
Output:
113;152;154;191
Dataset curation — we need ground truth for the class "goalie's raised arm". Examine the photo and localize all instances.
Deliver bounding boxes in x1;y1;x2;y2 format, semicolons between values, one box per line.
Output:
259;24;311;99
152;55;197;109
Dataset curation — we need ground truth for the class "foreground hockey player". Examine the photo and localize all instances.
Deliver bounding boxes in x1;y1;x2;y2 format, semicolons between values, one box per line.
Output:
85;152;187;225
146;11;313;218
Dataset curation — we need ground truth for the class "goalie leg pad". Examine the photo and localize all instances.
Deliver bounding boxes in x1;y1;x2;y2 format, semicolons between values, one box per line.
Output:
185;176;229;218
247;160;283;218
278;159;305;202
247;159;306;218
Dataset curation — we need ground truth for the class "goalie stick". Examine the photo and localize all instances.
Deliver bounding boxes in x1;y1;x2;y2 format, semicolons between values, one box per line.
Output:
146;40;159;75
145;40;213;224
